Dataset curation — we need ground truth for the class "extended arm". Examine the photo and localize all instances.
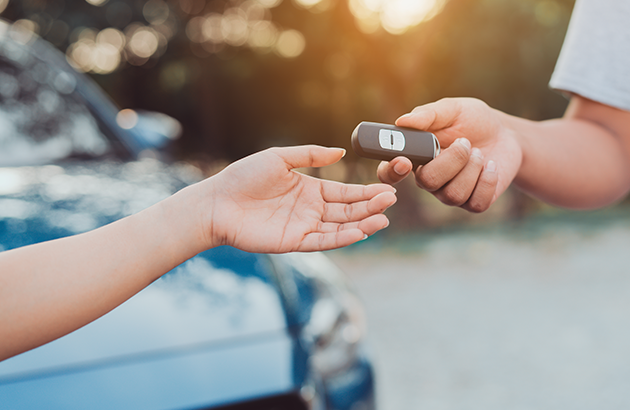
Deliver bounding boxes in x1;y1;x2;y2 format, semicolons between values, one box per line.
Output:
0;145;396;360
378;95;630;211
513;96;630;208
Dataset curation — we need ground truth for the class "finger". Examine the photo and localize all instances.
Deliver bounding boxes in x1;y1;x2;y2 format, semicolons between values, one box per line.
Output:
377;157;413;185
297;229;365;252
395;98;461;132
357;214;390;236
415;138;471;192
433;148;485;207
318;213;390;235
298;215;390;251
462;160;499;213
317;221;361;233
268;145;346;170
323;191;397;222
319;180;396;203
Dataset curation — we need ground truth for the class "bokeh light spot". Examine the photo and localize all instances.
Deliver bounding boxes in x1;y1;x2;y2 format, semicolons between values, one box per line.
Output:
67;41;95;73
294;0;323;9
92;43;121;74
116;109;138;129
143;0;170;25
0;0;9;14
256;0;283;9
97;27;126;51
202;14;223;43
275;29;305;58
67;33;122;75
86;0;109;6
242;1;268;22
349;0;445;35
186;16;205;43
10;20;38;44
179;0;206;15
129;27;159;58
221;9;249;47
248;20;278;50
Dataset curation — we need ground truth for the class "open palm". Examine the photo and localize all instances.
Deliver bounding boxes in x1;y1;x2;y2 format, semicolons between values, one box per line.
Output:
205;145;396;253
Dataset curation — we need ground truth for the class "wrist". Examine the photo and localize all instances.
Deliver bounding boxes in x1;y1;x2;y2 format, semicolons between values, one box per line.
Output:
495;108;527;180
159;179;219;258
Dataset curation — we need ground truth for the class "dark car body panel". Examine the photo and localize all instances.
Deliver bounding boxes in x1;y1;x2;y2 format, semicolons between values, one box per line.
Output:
2;333;293;409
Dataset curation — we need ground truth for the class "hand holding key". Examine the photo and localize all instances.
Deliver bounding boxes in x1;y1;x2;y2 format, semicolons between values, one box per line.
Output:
368;98;521;213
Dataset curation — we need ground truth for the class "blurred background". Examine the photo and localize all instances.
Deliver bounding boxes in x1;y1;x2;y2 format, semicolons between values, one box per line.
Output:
7;1;630;409
0;0;581;233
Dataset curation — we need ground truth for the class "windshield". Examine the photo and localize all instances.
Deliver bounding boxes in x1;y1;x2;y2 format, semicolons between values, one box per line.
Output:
0;28;111;167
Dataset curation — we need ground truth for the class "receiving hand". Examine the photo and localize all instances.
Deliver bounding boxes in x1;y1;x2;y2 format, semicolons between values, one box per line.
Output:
204;145;397;253
377;97;522;212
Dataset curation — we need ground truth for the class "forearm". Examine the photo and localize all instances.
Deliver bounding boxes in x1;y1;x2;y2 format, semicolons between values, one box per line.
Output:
0;145;395;361
0;183;210;360
501;98;630;209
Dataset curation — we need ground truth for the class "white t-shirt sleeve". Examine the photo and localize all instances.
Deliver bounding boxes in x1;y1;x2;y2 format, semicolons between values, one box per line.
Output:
549;0;630;111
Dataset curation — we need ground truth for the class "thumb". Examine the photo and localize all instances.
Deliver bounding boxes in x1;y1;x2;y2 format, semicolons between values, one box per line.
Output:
270;145;346;170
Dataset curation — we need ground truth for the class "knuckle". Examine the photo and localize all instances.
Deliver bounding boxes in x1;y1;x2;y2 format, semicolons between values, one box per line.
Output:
465;198;490;213
450;145;470;164
441;187;468;207
343;204;353;220
340;184;349;198
416;171;441;191
317;234;326;249
469;153;484;167
378;169;396;184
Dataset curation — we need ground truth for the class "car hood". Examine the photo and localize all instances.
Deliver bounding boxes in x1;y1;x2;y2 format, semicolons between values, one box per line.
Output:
0;160;297;408
0;159;200;248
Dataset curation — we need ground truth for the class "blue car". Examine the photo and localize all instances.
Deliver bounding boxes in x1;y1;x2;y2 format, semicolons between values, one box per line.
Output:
0;20;375;410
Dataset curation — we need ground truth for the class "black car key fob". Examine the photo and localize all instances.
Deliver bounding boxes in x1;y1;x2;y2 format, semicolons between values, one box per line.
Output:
351;121;440;166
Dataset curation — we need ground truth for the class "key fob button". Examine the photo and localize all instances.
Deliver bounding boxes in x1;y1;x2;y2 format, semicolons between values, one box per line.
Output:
378;130;391;150
351;121;439;165
392;131;405;151
378;129;406;151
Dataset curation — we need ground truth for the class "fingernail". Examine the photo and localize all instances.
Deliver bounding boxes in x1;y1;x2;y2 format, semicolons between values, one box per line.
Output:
471;147;483;158
392;187;397;193
485;160;497;172
384;219;390;228
330;147;346;157
458;138;471;150
398;113;414;121
362;234;369;240
393;161;408;175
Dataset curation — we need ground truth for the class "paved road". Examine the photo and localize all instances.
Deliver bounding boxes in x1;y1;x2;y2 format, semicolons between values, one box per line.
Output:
329;219;630;410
